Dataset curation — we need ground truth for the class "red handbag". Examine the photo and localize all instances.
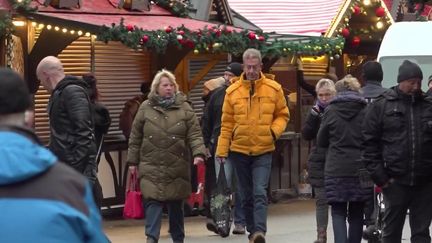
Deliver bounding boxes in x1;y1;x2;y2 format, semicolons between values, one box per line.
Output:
123;166;144;219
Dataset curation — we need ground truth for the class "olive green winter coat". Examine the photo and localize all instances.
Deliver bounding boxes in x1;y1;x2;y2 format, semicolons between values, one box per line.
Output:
127;93;205;201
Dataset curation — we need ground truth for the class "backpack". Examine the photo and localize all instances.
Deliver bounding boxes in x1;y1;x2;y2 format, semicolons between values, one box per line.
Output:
119;95;146;139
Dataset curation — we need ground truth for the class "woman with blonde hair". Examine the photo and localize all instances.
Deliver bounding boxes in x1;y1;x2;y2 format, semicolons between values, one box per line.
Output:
127;69;206;243
317;75;371;243
302;78;336;243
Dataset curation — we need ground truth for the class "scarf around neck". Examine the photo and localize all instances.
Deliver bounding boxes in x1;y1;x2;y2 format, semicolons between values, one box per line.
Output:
154;94;176;109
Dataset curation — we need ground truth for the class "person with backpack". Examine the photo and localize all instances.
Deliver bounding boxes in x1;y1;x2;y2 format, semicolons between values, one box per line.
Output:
119;82;151;140
82;73;111;209
36;56;97;184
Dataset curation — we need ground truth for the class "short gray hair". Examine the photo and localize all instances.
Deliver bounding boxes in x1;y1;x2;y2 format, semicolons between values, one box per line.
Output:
242;48;262;62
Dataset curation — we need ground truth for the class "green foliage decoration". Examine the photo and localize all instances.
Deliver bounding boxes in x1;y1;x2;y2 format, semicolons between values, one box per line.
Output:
98;19;345;58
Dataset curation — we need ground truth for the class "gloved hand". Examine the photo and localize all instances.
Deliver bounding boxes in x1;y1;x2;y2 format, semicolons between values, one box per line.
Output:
215;157;226;164
310;104;323;117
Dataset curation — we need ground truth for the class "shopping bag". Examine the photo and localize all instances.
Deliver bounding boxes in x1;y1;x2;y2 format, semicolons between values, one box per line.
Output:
123;166;144;219
187;163;206;215
210;163;232;237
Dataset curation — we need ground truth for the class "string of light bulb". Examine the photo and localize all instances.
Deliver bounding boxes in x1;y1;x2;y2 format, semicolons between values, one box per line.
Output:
30;21;96;38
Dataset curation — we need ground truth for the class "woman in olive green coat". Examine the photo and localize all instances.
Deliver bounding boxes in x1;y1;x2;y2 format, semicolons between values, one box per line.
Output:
127;69;205;243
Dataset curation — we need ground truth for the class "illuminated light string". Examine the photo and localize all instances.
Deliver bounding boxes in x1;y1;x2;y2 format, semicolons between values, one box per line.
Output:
30;21;96;38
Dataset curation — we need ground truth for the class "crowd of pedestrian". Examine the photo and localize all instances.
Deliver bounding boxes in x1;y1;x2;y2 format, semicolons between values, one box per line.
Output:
1;48;432;243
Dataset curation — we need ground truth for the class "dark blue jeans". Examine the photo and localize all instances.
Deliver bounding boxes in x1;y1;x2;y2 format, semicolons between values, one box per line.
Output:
331;201;364;243
234;190;246;226
230;151;272;235
144;199;184;242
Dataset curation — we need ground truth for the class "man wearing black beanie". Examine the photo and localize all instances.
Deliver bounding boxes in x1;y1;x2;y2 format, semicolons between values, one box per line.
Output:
362;60;432;243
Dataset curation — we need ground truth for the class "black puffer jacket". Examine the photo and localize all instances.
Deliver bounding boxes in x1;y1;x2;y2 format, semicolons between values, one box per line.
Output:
302;110;326;187
362;87;432;186
47;76;97;180
317;92;367;177
202;85;227;152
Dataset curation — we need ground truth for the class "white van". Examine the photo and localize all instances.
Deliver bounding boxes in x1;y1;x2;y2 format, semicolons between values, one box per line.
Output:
377;21;432;90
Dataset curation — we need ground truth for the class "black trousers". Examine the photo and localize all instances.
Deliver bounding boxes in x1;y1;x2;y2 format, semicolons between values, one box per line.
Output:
382;181;432;243
203;156;216;218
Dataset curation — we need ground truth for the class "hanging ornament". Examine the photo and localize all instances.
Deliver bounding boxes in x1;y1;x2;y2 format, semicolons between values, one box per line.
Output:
213;42;221;48
177;35;183;40
178;30;185;35
353;5;361;15
126;24;134;32
341;28;350;38
165;26;173;33
334;54;340;59
258;36;265;41
215;29;222;37
193;49;199;54
140;35;149;44
351;36;361;47
375;7;385;17
248;32;256;40
330;56;334;61
185;40;195;49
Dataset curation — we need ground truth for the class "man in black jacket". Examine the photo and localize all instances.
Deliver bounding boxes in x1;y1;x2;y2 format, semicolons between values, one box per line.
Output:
201;62;245;235
37;56;97;184
362;60;432;243
359;61;388;239
360;61;388;103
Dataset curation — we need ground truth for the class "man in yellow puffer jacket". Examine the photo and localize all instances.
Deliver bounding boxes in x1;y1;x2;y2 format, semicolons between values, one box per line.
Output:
216;48;289;243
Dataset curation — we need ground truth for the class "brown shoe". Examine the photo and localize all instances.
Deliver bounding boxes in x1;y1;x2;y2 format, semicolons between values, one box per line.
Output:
249;232;266;243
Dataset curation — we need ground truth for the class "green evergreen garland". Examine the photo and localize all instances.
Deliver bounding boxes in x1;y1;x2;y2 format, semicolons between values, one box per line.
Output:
98;19;345;58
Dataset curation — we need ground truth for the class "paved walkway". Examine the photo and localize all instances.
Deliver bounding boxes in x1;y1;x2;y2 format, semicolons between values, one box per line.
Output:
104;199;414;243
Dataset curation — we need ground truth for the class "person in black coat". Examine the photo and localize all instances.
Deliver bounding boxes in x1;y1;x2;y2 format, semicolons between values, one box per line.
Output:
317;75;371;243
82;74;111;209
37;56;97;184
359;61;388;239
360;61;388;103
302;78;336;243
362;60;432;243
201;62;246;235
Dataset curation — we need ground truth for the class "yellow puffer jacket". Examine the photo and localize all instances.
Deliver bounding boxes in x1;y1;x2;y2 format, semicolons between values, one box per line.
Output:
216;73;289;157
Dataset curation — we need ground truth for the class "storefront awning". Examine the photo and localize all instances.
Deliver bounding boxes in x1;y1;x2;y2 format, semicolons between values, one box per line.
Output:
228;0;344;36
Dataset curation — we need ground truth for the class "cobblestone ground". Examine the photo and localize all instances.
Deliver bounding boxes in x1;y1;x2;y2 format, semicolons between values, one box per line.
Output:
104;199;414;243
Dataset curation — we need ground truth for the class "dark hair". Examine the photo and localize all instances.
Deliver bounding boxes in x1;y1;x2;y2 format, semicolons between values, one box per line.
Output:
362;61;383;82
82;73;99;102
140;82;151;94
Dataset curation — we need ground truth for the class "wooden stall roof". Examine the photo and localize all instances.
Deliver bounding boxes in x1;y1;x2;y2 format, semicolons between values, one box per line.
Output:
1;0;240;31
